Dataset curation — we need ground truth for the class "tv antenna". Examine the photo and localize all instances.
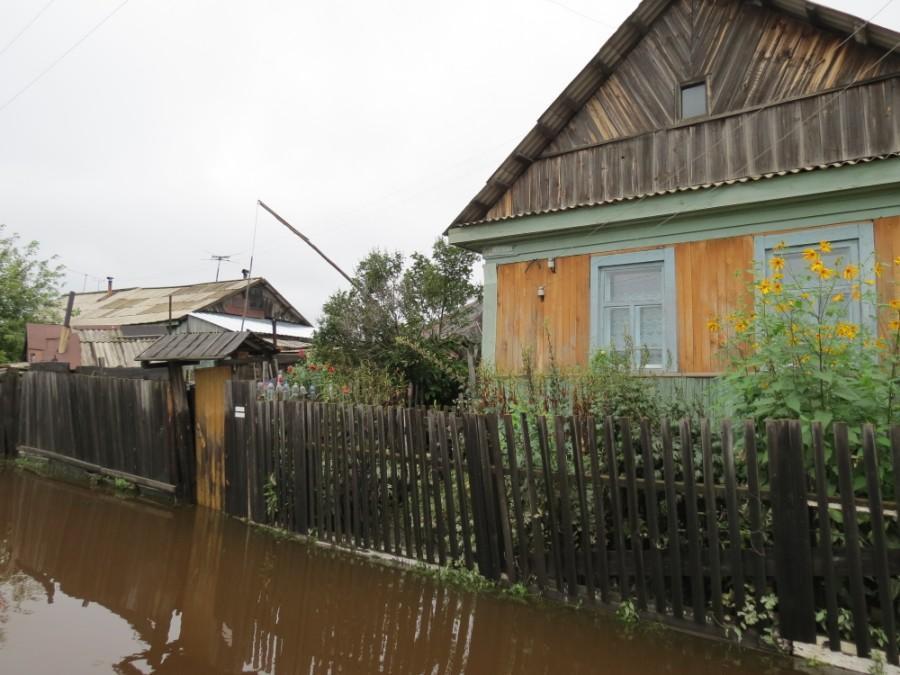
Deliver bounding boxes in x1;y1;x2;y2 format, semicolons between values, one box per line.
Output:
204;252;240;282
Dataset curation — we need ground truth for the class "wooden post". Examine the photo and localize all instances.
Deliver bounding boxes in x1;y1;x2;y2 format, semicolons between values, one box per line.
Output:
768;420;816;643
167;363;195;502
1;368;19;457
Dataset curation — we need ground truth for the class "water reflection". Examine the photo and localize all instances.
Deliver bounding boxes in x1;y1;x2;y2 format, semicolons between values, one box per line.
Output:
0;468;795;674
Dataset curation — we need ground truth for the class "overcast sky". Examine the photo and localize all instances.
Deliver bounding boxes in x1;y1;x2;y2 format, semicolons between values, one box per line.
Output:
2;0;899;325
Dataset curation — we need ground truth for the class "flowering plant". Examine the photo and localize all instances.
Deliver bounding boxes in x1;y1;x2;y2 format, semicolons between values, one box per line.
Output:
285;351;404;406
710;240;900;446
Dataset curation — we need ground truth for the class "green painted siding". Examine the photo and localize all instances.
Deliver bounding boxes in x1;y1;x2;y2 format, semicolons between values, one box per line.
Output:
472;162;900;364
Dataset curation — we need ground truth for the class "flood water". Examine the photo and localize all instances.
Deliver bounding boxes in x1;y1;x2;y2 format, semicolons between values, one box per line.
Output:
0;467;799;674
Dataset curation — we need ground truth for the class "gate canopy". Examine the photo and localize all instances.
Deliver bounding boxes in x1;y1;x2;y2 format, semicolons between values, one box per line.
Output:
136;331;275;366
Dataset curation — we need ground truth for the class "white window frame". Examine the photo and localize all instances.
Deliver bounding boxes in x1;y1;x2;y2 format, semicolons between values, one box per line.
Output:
753;222;877;333
589;249;678;371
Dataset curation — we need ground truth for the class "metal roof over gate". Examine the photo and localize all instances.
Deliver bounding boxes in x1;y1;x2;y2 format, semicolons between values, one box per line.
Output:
135;331;275;364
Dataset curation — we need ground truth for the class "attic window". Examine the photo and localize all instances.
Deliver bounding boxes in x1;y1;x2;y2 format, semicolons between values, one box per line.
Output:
679;81;707;119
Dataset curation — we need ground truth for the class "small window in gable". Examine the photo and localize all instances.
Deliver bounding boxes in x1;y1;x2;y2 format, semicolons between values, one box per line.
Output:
680;81;707;119
590;249;678;370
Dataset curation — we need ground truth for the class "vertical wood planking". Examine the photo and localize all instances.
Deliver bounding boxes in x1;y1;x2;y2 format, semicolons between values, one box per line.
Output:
451;415;474;569
662;420;684;619
586;416;610;602
520;413;547;589
640;418;666;613
605;417;629;599
679;419;705;625
427;413;448;566
862;424;897;665
700;419;723;623
486;415;515;581
812;421;840;651
720;420;744;613
554;416;578;598
834;422;870;657
504;415;530;581
437;412;459;562
621;421;646;610
569;417;594;602
537;415;564;592
744;421;767;601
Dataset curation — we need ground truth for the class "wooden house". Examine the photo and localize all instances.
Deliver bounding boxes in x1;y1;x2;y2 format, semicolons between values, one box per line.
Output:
446;0;900;376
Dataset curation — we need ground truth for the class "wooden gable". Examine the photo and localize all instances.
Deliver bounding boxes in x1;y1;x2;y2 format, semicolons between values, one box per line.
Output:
452;0;900;229
546;0;900;154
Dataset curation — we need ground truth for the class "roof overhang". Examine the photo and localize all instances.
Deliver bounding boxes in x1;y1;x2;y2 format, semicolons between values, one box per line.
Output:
446;0;900;232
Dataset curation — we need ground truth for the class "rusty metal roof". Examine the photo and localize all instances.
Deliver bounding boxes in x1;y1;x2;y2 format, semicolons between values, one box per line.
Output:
447;0;900;229
135;331;275;363
77;329;160;368
67;278;309;328
457;152;900;227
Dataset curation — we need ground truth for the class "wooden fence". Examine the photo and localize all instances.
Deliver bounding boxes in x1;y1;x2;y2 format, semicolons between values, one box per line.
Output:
16;369;192;495
1;368;19;458
225;381;900;662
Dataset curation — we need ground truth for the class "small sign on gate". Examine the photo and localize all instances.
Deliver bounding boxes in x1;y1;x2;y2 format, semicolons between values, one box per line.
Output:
234;405;245;419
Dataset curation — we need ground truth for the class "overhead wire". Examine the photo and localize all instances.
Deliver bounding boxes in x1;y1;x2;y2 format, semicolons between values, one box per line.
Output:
0;0;58;60
0;0;132;115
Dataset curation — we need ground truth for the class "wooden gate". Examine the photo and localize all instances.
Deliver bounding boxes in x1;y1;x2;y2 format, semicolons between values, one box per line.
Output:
194;366;231;510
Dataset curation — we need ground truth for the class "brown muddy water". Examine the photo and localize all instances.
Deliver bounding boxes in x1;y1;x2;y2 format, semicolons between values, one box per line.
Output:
0;466;801;674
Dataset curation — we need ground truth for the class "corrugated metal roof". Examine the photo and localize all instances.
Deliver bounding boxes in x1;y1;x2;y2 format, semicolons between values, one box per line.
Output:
447;0;900;230
77;328;159;368
67;278;310;328
457;153;900;227
135;331;275;363
188;312;314;338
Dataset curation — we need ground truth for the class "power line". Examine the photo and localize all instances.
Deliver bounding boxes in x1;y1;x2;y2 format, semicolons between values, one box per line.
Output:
0;0;132;116
0;0;58;59
538;0;617;27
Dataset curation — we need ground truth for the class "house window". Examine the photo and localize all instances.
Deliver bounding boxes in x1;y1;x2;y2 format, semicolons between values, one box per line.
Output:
590;249;677;370
680;81;707;119
753;223;877;331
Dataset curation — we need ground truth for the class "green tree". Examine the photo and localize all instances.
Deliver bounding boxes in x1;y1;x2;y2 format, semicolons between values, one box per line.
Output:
0;225;63;363
312;239;481;404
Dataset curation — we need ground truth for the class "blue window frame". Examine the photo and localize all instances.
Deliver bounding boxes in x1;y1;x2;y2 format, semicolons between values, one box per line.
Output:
753;223;877;332
590;249;678;370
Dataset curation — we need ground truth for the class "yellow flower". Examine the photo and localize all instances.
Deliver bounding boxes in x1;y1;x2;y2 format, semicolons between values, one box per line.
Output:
836;322;859;340
774;241;787;251
875;262;885;278
772;281;783;295
734;320;749;334
851;284;861;301
772;272;784;280
842;264;858;280
832;293;844;303
800;292;811;301
802;248;819;261
890;299;900;311
756;279;772;295
890;320;900;332
769;256;785;272
895;256;900;266
707;318;721;332
810;261;834;279
819;241;832;253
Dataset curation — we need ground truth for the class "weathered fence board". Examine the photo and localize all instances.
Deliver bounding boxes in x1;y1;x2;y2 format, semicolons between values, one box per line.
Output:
221;381;900;662
15;369;184;494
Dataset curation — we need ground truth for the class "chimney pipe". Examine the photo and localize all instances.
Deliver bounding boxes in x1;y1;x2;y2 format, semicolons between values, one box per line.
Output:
241;268;250;280
106;276;114;296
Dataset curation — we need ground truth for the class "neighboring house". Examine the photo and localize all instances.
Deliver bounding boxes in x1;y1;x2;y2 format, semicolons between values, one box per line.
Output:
26;278;312;367
446;0;900;375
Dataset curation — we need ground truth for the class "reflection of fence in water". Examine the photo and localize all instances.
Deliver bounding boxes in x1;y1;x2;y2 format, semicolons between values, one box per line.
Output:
225;380;900;664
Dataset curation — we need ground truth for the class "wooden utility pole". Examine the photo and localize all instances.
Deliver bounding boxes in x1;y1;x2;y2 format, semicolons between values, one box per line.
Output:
257;200;364;294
